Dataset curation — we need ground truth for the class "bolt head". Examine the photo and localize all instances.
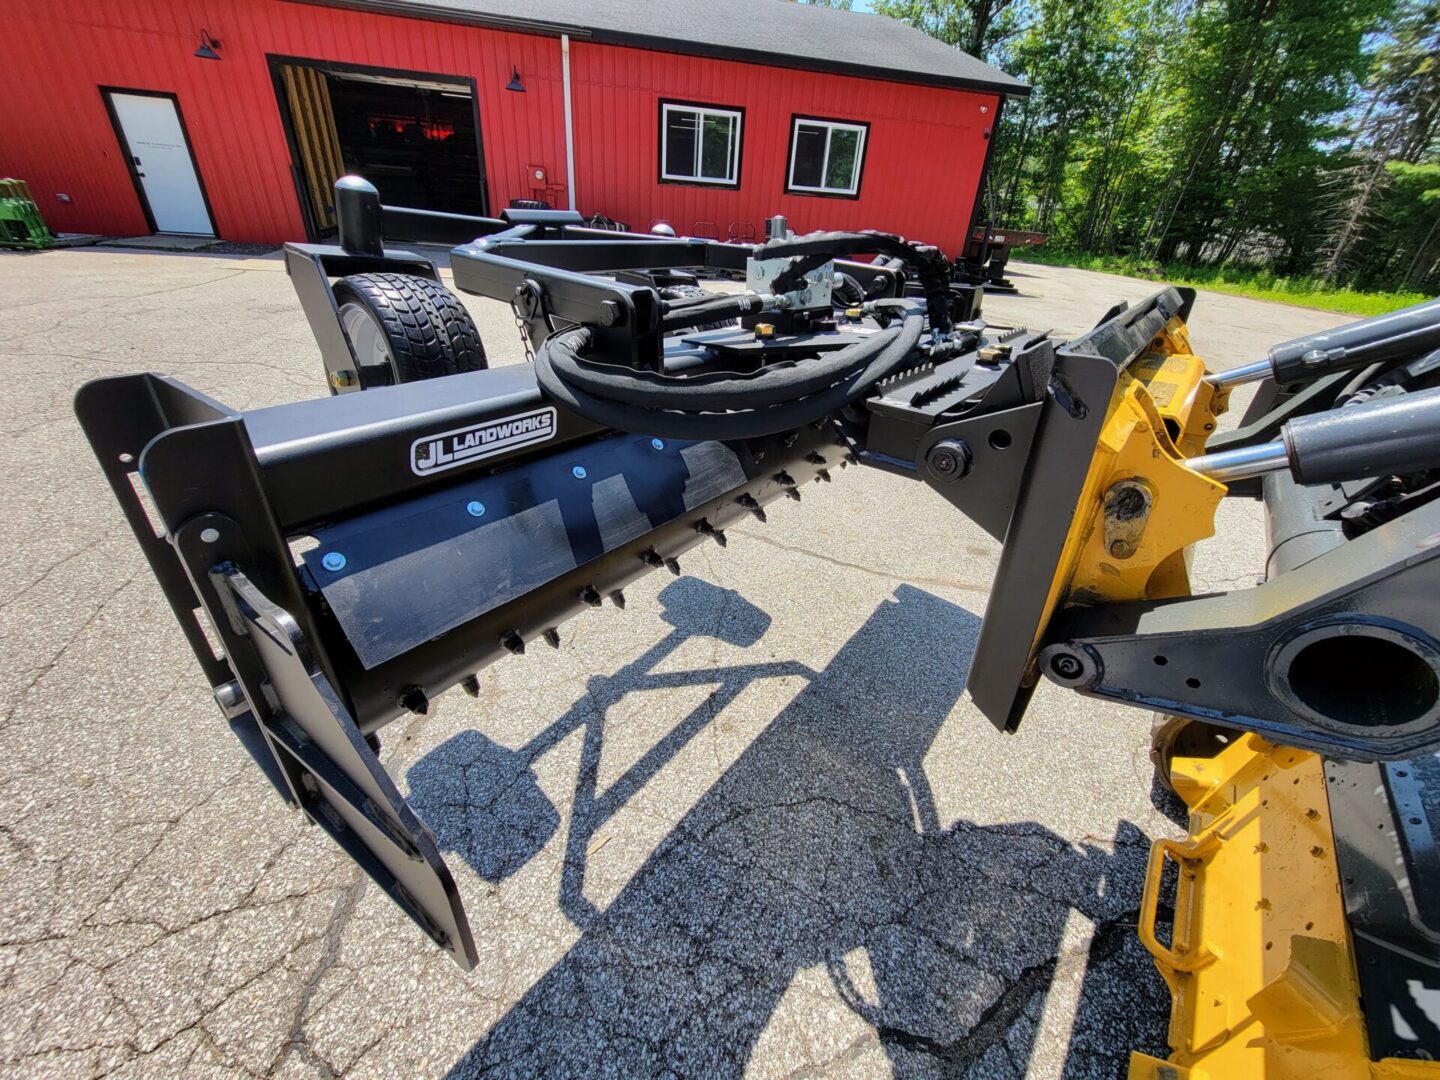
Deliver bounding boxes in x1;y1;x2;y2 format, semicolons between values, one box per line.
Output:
572;465;587;479
466;500;486;518
651;438;665;451
200;527;220;544
1050;653;1083;678
321;552;347;572
926;439;971;481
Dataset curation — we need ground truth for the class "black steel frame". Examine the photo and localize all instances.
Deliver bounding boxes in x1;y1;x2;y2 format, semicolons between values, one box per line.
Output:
75;205;1440;967
72;216;1014;964
284;199;907;384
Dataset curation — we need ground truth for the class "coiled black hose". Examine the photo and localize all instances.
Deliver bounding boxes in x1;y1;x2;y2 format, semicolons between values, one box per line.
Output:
534;300;926;439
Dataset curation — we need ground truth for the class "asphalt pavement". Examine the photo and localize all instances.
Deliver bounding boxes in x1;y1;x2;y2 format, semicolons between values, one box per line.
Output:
0;248;1352;1079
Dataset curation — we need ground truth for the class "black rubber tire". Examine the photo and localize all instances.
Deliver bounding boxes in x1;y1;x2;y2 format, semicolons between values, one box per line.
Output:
333;272;487;384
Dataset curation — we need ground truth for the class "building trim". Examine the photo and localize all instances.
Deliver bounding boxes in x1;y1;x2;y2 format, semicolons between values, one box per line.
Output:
287;0;1031;98
263;52;490;239
561;34;576;210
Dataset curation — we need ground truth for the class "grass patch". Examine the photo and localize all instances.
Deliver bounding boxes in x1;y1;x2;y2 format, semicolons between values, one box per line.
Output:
1016;249;1426;317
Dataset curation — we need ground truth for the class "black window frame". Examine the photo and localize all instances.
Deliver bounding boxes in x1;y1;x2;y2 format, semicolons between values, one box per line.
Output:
784;114;870;200
657;98;745;189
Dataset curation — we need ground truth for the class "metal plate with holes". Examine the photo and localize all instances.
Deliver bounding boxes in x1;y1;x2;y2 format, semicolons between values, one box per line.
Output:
1037;498;1440;759
1326;757;1440;1059
217;568;476;968
304;434;747;668
746;256;835;309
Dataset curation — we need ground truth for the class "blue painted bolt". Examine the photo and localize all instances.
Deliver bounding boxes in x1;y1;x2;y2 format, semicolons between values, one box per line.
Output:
321;552;347;572
466;500;486;518
651;438;665;450
572;465;587;479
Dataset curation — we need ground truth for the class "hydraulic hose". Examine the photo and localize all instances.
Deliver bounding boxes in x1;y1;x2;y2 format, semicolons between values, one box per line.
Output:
535;301;926;439
756;231;955;331
834;272;866;307
660;294;764;333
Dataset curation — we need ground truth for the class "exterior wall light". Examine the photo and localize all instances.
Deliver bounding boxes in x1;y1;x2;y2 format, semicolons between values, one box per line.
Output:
194;29;222;60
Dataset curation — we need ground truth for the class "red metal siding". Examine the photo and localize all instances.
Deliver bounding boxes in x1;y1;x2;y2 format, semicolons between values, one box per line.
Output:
0;0;566;242
570;42;997;254
0;1;996;252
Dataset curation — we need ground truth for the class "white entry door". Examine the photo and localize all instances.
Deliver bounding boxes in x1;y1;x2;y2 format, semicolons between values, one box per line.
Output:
107;92;215;236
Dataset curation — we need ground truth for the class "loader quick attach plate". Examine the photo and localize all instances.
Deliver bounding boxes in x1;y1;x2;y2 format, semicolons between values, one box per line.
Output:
964;286;1195;732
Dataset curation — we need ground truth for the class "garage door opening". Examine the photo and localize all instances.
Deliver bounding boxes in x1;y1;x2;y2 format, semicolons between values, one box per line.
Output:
271;57;488;239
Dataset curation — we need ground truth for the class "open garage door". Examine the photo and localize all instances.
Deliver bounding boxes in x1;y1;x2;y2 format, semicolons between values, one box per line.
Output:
272;58;488;239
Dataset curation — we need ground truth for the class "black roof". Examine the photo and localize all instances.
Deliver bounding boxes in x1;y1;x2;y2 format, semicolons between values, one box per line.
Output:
303;0;1030;96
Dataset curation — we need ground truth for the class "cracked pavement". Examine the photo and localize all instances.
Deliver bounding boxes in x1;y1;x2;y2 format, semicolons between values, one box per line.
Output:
0;248;1351;1078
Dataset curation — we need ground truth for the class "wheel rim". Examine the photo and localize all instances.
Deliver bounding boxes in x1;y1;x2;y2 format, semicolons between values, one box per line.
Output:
340;303;397;383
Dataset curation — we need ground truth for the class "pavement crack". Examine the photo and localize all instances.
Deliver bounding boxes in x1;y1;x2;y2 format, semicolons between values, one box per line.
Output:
729;528;990;595
862;909;1145;1077
1;570;141;724
2;272;251;345
268;869;366;1078
0;528;124;612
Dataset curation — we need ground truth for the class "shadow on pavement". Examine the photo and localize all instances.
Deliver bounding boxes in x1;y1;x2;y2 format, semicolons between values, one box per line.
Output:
408;579;1170;1078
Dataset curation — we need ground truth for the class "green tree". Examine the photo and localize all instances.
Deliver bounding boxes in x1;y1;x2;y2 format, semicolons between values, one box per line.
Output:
1146;0;1389;268
872;0;1024;64
877;0;1430;294
1321;1;1439;282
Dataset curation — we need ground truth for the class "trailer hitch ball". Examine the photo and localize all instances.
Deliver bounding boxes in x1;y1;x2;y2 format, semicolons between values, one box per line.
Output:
927;439;973;481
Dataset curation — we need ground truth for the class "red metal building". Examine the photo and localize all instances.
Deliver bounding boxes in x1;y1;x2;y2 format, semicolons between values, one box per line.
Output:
0;0;1026;253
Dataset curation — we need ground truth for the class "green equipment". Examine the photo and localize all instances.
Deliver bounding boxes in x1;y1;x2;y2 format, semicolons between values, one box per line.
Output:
0;178;55;250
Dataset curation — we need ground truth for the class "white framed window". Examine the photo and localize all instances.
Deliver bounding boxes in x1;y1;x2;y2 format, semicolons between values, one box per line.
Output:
659;101;743;186
786;116;869;197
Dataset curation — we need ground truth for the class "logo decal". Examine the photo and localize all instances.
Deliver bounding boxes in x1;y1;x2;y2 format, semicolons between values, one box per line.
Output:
411;407;557;476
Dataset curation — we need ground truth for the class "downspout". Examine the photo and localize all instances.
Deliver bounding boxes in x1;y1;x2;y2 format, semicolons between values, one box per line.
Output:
562;34;576;211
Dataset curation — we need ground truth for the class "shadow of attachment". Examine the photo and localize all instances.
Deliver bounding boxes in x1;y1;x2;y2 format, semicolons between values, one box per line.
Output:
410;582;1169;1078
406;577;784;885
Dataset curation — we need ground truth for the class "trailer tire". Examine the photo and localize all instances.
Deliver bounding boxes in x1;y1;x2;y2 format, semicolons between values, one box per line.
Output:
334;273;487;384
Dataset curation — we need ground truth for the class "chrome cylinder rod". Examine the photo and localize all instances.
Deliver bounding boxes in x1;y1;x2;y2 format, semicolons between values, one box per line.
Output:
1185;441;1290;483
1204;358;1272;388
